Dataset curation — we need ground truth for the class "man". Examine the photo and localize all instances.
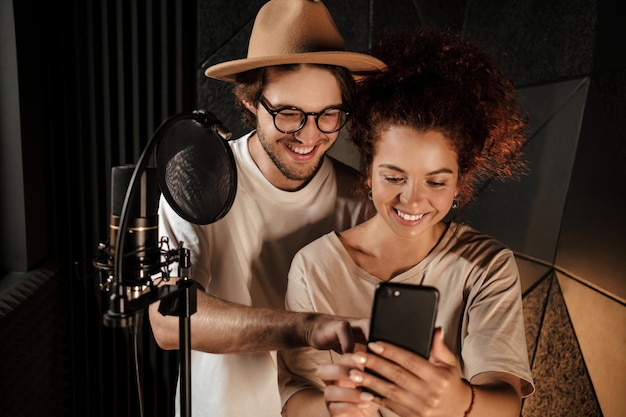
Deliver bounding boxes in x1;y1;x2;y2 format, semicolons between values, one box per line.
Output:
148;0;386;416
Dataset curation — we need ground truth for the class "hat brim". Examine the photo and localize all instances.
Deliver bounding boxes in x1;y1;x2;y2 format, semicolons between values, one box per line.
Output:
205;51;386;82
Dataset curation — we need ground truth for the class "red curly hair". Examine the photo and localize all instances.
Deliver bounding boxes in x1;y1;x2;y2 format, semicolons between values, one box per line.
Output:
349;27;529;210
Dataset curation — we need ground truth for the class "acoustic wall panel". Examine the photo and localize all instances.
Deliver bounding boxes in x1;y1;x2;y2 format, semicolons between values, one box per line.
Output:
462;79;587;263
555;83;626;302
521;274;602;417
558;272;626;417
520;268;551;366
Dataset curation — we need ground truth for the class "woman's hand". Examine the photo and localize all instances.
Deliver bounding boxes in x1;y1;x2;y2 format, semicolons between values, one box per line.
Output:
338;328;472;417
317;345;381;417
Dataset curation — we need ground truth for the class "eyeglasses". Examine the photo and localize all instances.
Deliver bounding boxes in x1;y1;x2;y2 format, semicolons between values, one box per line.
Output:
258;96;350;134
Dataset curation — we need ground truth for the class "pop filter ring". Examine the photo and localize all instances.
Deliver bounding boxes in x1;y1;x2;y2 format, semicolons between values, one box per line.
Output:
156;111;237;225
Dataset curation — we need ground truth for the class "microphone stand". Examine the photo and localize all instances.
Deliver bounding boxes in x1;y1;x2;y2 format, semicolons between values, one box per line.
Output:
103;109;220;417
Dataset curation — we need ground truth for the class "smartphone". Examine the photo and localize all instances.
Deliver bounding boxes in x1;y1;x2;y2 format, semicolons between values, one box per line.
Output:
365;283;439;395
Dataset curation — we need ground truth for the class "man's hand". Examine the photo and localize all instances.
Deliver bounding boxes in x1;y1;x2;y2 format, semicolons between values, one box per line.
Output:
304;316;369;353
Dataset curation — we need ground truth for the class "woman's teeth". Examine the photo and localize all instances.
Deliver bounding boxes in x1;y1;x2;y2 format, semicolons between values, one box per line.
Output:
396;210;425;221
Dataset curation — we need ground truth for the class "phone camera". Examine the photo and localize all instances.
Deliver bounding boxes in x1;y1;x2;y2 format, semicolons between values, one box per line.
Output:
379;287;402;297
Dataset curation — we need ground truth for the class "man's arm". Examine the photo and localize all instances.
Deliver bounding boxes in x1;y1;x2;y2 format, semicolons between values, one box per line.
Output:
148;285;367;354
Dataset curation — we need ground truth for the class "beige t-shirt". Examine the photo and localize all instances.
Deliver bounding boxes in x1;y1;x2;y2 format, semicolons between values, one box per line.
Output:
280;222;535;415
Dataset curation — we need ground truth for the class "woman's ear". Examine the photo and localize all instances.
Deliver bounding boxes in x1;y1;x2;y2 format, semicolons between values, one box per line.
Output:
454;175;462;196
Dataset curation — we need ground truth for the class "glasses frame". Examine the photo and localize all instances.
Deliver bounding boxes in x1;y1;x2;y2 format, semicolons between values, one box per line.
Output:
258;96;350;134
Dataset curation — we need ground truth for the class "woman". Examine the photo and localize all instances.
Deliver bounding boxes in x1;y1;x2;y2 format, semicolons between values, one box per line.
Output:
278;27;535;417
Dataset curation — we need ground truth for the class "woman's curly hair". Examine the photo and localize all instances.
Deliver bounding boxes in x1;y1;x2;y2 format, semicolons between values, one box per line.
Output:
349;27;529;210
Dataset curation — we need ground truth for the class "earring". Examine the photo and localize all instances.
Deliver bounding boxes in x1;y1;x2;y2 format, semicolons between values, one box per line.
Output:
367;189;373;200
452;195;460;209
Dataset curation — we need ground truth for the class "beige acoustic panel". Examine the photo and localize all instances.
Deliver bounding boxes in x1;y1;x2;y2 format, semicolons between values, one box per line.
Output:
558;272;626;417
521;271;552;366
516;255;552;294
522;275;601;417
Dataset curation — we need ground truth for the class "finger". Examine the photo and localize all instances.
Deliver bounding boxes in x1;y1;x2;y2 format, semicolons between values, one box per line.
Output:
349;317;370;343
325;385;377;415
429;327;457;367
324;385;367;403
353;342;368;353
352;366;425;412
318;363;355;388
376;397;416;417
325;384;370;404
336;320;355;353
369;330;458;384
326;399;378;417
367;340;429;376
318;352;370;388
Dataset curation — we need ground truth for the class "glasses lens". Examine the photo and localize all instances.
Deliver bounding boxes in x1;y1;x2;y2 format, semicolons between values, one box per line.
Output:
316;109;348;133
274;109;305;133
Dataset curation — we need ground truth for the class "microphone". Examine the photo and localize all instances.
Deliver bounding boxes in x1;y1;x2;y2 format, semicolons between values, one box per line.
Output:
109;165;161;288
93;165;166;327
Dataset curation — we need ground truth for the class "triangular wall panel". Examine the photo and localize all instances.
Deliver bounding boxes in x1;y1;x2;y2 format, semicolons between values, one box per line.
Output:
558;273;626;417
462;79;588;263
521;274;602;417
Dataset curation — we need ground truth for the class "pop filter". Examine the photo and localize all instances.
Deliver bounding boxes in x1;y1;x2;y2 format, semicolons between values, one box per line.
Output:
156;110;237;225
99;109;237;322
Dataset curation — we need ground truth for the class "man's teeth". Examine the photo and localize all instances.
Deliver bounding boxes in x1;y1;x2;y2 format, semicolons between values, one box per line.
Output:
397;210;425;221
287;144;315;155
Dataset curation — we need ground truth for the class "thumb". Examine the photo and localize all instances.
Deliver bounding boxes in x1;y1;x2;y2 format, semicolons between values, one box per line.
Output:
429;327;456;366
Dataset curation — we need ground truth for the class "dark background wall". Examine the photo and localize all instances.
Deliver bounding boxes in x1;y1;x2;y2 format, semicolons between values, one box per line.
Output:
0;0;624;416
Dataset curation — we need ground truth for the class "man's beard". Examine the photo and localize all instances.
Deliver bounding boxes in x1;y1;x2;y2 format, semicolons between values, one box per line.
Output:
256;128;326;181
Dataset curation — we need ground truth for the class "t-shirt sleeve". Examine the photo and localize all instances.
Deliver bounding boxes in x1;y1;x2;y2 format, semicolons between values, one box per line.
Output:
278;346;331;409
278;249;333;407
462;249;535;397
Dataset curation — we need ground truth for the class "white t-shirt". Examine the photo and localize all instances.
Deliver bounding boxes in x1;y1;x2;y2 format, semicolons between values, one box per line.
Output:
280;223;535;415
158;132;371;417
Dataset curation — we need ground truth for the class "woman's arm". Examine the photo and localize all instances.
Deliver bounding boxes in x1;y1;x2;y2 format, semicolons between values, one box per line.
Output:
328;330;522;417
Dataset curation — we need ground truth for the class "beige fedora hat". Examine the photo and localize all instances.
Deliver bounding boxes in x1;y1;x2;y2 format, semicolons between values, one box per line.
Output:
204;0;386;82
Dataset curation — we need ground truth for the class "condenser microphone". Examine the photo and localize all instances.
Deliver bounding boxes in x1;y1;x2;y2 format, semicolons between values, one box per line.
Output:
96;164;163;328
109;165;161;290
